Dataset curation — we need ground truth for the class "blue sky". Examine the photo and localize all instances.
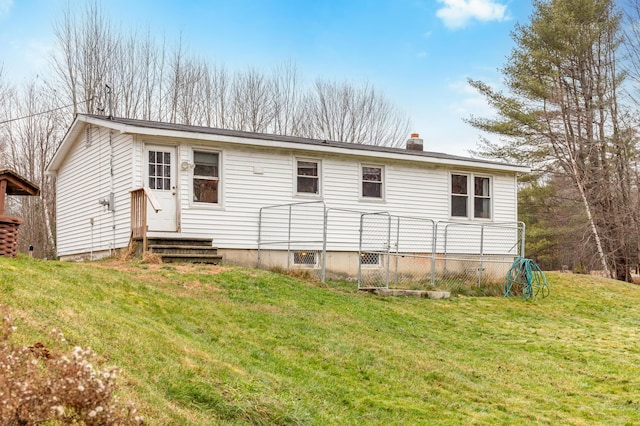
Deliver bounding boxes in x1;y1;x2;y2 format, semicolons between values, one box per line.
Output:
0;0;533;155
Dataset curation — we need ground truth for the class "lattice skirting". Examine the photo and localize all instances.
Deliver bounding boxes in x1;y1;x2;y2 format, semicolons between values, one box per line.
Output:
0;216;23;257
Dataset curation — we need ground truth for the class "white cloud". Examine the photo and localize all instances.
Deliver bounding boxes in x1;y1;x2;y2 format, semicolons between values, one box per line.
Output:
446;77;500;117
0;0;13;18
436;0;507;30
448;79;480;96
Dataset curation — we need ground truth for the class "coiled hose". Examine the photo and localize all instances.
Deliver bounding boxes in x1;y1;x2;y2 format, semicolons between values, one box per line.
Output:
504;257;549;300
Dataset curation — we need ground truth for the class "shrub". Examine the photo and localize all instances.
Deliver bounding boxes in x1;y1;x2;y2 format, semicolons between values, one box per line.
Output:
0;307;143;425
573;261;589;275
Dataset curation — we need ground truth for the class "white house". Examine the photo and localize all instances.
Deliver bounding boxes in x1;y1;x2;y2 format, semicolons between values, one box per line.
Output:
46;114;529;281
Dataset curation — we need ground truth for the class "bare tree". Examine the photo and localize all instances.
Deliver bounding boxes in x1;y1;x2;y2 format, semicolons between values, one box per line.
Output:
300;80;409;147
0;81;63;257
270;61;301;135
227;68;273;132
50;4;410;145
51;2;120;115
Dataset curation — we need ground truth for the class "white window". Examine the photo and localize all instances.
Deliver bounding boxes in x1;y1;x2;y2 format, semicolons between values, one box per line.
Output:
451;174;468;217
451;173;492;219
193;150;219;204
296;159;320;195
474;176;491;219
361;165;384;199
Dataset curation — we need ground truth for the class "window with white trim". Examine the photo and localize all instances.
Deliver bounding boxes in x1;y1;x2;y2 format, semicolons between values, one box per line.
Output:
296;159;320;195
193;150;219;204
451;173;492;219
474;176;491;219
451;174;468;217
361;165;383;199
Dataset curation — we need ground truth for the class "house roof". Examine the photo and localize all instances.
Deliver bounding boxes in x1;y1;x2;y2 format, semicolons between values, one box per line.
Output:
0;169;40;196
47;114;530;174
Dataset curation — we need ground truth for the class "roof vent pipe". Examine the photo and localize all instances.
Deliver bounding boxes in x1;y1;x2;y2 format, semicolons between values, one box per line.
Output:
406;133;423;151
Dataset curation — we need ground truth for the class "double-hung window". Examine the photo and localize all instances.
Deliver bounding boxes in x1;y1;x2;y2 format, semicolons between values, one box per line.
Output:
474;176;491;219
193;151;219;204
361;165;383;199
451;174;468;217
451;173;492;219
296;160;320;195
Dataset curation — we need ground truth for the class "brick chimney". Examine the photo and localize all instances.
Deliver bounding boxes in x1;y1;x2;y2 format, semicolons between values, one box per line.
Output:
406;133;423;151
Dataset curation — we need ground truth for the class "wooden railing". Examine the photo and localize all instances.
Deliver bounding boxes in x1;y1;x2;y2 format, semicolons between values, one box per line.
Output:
130;187;161;253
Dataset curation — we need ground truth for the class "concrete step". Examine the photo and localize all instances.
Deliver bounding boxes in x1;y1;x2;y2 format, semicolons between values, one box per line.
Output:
158;253;223;265
370;289;451;299
149;245;219;256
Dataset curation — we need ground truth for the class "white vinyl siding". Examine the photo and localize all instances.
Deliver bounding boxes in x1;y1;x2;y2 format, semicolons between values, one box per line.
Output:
56;127;133;257
178;145;517;252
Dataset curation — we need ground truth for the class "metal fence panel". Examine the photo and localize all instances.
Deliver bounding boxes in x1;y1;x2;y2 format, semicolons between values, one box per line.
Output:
257;201;525;292
358;213;391;290
258;201;326;280
389;216;436;288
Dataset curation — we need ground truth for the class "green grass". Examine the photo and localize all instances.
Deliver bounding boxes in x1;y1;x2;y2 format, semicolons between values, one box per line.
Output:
1;256;640;425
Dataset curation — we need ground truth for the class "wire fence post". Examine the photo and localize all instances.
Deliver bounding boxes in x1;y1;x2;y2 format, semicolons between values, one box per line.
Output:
431;220;437;286
386;214;391;287
286;204;292;271
478;224;485;288
358;214;363;289
322;206;328;283
394;216;400;286
257;208;263;268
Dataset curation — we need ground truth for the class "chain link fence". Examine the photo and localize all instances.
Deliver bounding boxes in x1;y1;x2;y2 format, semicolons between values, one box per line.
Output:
358;213;391;289
430;221;524;293
257;201;326;281
257;201;525;292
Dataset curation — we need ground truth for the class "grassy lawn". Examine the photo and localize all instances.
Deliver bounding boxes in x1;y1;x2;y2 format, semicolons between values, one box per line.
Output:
1;256;639;425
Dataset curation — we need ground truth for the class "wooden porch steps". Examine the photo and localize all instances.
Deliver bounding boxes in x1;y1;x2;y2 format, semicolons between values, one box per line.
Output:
139;236;223;264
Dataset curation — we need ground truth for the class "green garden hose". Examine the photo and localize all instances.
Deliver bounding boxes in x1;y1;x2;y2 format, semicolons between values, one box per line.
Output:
504;257;549;300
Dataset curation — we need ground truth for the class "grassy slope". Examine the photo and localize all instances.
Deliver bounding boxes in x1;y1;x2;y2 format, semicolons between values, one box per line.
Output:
1;256;639;425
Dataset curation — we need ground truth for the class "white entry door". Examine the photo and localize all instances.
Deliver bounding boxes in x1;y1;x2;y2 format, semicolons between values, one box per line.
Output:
145;145;177;232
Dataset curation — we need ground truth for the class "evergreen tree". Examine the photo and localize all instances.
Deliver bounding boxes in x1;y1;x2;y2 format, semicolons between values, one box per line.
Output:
467;0;637;281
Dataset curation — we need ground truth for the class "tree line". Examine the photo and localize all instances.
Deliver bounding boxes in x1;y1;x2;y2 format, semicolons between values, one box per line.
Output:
0;3;409;258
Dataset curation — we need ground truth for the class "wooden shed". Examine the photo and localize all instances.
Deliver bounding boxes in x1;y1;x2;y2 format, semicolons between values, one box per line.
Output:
0;169;40;257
